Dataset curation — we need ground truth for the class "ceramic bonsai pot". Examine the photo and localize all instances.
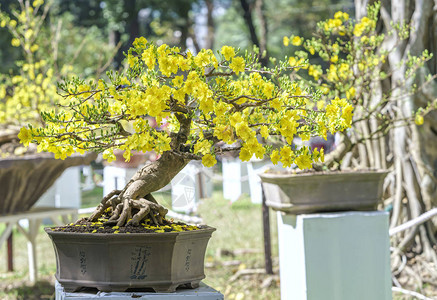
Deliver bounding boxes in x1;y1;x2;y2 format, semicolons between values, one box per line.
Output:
45;226;215;293
0;153;96;215
259;169;388;214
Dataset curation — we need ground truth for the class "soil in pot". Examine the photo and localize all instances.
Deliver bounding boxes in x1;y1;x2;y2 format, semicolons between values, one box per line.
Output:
50;217;204;234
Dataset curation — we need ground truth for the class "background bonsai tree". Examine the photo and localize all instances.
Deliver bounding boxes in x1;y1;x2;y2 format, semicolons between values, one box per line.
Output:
284;2;437;274
20;37;353;227
0;0;117;214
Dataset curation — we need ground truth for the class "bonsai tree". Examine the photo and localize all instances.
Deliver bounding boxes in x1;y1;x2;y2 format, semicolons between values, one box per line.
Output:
283;2;436;171
20;37;353;227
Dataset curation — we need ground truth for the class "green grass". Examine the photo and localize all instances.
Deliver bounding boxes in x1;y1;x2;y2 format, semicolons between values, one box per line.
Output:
0;182;280;299
199;192;280;299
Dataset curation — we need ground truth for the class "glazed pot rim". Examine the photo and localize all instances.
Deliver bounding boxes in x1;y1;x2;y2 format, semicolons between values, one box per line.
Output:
259;168;389;180
44;225;216;237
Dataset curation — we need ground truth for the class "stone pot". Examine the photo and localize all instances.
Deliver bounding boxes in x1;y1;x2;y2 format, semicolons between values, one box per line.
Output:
0;152;96;215
45;226;215;293
259;169;388;214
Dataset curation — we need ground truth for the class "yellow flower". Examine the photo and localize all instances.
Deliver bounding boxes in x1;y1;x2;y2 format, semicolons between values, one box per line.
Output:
172;75;184;88
270;150;280;165
279;146;294;167
295;152;312;170
330;55;338;63
133;36;148;48
202;153;217;167
291;36;302;46
309;46;315;55
317;100;325;110
239;147;252;162
346;87;356;100
334;11;343;19
102;149;116;163
221;45;236;61
415;114;424;126
11;38;20;47
194;139;212;155
260;126;269;139
342;104;354;127
30;44;39;52
353;23;366;37
283;36;290;47
33;0;44;7
229;57;245;74
18;127;32;146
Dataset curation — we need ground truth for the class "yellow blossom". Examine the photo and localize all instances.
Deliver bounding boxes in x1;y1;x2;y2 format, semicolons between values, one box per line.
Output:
346;87;356;100
279;146;294;167
415;114;424;125
295;151;312;170
260;126;269;139
11;38;20;47
221;45;236;61
18;127;32;146
283;36;289;46
291;36;303;46
133;36;147;48
202;153;217;167
229;57;245;74
270;150;280;165
239;147;252;162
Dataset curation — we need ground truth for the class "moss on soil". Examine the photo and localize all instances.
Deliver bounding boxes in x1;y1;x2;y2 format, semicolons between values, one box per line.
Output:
49;217;202;234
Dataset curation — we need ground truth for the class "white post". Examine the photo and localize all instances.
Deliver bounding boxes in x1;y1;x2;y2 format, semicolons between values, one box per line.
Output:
27;219;41;283
222;157;249;202
171;162;198;213
277;211;392;300
103;166;138;196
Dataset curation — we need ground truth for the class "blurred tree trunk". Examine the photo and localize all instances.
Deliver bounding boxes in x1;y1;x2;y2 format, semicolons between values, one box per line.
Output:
353;0;437;263
204;0;215;50
239;0;268;66
110;0;139;68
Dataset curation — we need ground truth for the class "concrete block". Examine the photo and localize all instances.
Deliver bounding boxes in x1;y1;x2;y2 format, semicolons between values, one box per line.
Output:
277;211;392;300
55;281;224;300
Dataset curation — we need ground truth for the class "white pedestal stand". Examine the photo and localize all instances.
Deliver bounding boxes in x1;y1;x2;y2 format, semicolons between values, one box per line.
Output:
222;158;249;202
55;281;224;300
35;166;81;209
277;211;392;300
103;166;139;196
171;161;213;214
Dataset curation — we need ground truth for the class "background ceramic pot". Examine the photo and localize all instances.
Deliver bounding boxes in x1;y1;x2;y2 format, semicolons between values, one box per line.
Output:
259;170;388;214
0;153;96;215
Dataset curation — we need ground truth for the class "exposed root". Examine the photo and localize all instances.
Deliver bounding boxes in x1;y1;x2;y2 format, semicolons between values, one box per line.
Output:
87;189;168;227
88;189;122;222
86;148;190;227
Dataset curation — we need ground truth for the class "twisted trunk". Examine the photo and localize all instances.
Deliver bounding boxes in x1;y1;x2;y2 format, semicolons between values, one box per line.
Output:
88;113;192;227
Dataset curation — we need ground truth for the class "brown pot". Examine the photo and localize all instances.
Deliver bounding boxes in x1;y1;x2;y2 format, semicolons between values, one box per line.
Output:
0;152;96;215
45;226;215;293
259;169;388;214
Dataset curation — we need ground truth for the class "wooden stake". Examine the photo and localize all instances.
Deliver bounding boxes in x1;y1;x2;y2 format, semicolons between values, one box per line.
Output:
262;184;273;275
7;232;13;272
